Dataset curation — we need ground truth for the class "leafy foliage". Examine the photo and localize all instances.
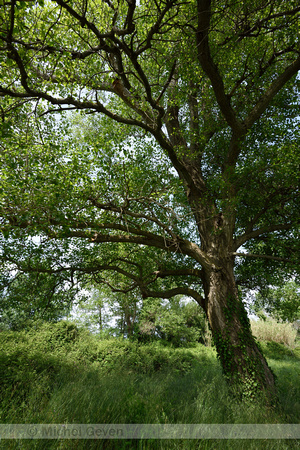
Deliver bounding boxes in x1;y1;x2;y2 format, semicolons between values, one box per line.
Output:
138;297;207;346
253;281;300;323
0;0;299;399
72;285;209;346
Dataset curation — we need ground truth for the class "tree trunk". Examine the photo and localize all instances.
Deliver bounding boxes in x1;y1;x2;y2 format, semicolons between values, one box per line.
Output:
202;257;277;404
187;179;277;403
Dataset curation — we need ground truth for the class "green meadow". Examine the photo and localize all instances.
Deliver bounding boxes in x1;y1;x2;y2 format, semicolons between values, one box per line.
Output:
0;320;299;449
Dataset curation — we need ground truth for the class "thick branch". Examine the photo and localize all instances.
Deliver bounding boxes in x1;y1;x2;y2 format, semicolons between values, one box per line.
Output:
188;84;201;155
2;253;205;307
136;0;178;55
0;85;154;132
54;0;116;43
233;253;298;264
241;188;296;240
55;228;212;270
141;286;205;309
196;0;244;134
154;268;203;278
88;198;178;239
234;223;296;250
234;7;300;42
152;129;199;190
0;256;140;281
244;55;300;130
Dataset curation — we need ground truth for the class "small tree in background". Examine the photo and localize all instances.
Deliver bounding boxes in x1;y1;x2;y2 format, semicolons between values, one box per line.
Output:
138;297;208;346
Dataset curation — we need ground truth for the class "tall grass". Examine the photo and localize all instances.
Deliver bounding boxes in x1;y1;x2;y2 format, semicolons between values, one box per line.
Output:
0;320;299;449
250;318;297;347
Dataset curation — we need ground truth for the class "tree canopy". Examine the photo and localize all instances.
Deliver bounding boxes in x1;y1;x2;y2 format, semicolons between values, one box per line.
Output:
0;0;299;402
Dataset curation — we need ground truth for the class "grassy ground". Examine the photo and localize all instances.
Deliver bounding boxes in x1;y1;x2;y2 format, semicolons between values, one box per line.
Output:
0;320;299;449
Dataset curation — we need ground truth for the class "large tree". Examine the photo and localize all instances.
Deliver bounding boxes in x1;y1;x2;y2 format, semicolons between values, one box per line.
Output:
0;0;299;402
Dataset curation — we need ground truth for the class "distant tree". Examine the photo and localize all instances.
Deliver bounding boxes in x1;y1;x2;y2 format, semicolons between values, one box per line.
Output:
139;297;207;346
253;281;300;324
70;288;107;334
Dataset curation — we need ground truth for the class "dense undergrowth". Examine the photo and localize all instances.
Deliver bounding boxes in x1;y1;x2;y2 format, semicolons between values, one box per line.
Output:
0;321;299;449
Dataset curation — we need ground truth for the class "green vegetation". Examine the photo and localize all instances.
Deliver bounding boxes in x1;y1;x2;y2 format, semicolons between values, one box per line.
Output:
251;317;298;348
0;320;299;449
0;0;299;401
71;291;211;346
253;281;300;324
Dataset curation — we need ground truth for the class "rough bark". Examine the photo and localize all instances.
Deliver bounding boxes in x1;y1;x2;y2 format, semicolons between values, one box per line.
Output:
201;249;277;403
185;170;278;403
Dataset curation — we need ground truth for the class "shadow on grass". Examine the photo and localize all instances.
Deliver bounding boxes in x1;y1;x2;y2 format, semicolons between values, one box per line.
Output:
260;341;300;361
